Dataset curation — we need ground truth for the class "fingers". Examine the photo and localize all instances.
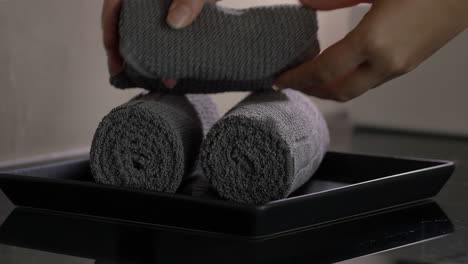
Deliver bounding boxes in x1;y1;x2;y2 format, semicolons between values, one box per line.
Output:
162;79;178;89
103;0;218;87
167;0;218;29
300;0;372;10
275;1;411;102
275;34;399;102
275;34;366;91
313;63;384;102
102;0;124;75
274;29;396;102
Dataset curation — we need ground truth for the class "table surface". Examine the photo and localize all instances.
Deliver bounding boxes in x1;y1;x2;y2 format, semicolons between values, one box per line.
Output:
0;113;467;264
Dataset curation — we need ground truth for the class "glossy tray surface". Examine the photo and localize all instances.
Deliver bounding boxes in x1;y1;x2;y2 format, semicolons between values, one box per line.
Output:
0;202;453;264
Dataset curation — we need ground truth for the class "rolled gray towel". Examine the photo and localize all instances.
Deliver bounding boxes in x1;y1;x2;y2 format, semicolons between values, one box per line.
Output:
200;90;329;204
111;0;319;94
90;93;219;193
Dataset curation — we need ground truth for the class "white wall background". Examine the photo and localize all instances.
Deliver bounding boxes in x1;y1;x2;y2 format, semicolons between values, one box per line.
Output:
0;0;140;164
0;0;352;165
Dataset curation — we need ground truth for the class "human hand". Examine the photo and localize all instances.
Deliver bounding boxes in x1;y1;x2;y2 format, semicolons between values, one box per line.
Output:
102;0;218;87
275;0;468;102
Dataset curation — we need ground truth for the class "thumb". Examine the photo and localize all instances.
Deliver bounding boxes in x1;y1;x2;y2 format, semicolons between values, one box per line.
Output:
167;0;218;29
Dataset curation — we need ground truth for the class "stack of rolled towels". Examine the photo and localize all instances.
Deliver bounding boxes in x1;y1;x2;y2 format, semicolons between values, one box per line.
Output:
90;0;330;204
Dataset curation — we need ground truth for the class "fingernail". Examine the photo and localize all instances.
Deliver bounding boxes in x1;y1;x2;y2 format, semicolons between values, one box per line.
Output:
273;83;286;90
167;2;192;29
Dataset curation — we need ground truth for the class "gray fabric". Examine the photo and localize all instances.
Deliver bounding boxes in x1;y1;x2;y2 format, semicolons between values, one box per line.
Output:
200;89;329;204
111;65;276;94
90;92;219;193
112;0;320;93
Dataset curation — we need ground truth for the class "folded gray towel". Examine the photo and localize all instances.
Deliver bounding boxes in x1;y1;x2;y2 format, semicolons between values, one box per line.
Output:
200;89;329;204
90;92;219;193
111;0;319;94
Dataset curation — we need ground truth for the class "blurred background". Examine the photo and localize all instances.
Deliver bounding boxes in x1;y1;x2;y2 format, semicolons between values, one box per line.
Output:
1;0;467;165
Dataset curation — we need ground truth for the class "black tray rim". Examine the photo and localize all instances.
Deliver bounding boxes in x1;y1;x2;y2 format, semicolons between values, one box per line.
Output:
0;151;455;211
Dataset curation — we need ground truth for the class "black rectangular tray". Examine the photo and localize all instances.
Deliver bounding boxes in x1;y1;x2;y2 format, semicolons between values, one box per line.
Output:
0;152;455;238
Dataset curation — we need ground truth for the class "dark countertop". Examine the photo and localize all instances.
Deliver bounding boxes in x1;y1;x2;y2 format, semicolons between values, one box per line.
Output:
0;113;467;264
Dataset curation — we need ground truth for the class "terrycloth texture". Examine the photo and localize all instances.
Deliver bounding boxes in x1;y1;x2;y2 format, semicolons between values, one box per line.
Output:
111;0;320;94
200;89;329;204
90;92;219;193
